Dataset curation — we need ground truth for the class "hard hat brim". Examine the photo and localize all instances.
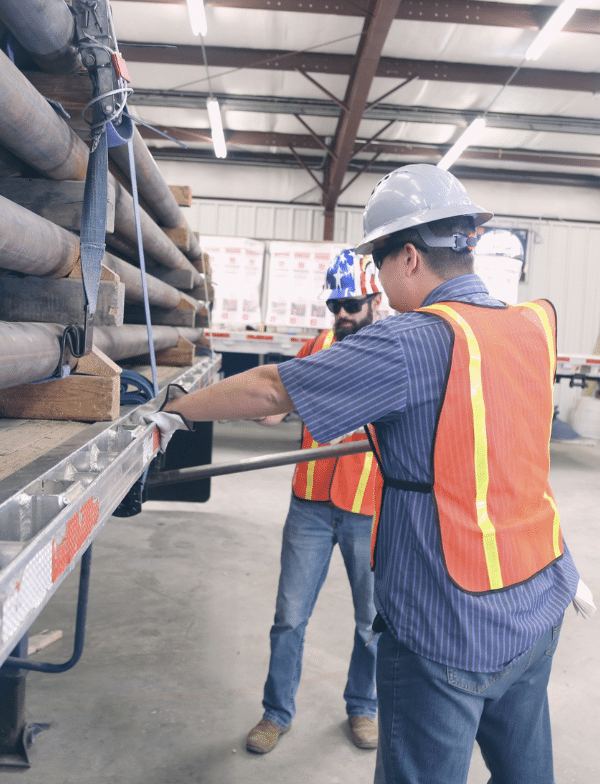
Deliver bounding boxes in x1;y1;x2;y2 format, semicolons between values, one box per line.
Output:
356;204;493;255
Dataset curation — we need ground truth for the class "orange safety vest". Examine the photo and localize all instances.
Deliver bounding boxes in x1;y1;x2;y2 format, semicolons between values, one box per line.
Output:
370;299;564;594
292;330;380;516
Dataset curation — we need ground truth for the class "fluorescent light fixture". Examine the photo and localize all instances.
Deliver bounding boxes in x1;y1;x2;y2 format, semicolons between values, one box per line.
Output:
207;97;227;158
437;117;486;171
186;0;207;37
525;0;578;61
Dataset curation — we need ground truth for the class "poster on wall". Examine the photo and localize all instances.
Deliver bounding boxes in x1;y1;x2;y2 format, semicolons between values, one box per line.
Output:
266;242;347;330
201;236;265;326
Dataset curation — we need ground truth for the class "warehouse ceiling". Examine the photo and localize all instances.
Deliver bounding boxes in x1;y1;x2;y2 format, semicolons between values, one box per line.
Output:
99;1;600;213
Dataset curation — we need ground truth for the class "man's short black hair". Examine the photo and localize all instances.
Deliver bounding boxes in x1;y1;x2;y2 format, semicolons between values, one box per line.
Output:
382;216;476;279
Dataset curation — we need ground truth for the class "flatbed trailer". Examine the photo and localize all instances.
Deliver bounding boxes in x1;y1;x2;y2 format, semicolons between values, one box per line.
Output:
0;355;220;767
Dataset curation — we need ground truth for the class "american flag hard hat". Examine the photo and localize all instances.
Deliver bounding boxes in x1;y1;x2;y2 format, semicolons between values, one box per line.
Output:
319;249;381;300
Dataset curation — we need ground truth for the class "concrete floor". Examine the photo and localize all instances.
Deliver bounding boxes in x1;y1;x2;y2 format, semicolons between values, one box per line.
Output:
4;419;599;784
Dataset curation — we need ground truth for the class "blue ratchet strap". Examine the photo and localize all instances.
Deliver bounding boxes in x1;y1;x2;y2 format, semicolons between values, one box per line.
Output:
119;369;156;405
79;117;108;354
112;115;160;517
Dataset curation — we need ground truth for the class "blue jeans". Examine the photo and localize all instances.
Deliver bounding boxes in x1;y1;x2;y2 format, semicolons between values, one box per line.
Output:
262;495;378;728
374;620;562;784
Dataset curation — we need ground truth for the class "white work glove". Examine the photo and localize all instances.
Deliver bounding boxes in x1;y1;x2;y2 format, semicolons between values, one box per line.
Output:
572;578;597;619
128;384;194;453
143;410;191;453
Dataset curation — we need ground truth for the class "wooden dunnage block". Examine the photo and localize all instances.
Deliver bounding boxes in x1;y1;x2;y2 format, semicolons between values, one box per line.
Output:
133;337;196;368
0;348;122;422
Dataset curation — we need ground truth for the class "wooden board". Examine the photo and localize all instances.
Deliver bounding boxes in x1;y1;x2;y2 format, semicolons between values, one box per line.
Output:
124;304;197;327
133;338;196;368
0;375;121;422
28;630;63;655
0;419;90;481
169;185;192;207
150;267;196;290
0;276;125;326
154;339;196;367
161;223;191;252
0;179;115;232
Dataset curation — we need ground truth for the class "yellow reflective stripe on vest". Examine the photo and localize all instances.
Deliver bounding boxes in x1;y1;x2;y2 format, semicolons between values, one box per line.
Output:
351;452;374;513
304;330;335;499
304;439;319;499
426;303;504;590
520;302;556;385
545;492;562;559
521;303;562;558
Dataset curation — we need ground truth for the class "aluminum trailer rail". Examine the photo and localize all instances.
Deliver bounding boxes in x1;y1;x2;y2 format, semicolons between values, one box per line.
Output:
0;355;220;669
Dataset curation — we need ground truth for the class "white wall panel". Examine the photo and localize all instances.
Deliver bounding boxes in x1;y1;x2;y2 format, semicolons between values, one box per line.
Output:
191;199;364;245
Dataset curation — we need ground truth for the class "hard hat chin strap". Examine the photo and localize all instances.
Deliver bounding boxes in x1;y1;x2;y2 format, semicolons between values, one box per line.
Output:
417;224;477;252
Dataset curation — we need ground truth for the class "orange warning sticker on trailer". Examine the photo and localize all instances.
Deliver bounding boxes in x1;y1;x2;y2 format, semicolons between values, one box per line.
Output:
52;497;100;582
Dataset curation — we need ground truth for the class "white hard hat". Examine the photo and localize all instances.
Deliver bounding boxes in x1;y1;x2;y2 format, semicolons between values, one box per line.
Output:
356;164;492;255
319;248;381;300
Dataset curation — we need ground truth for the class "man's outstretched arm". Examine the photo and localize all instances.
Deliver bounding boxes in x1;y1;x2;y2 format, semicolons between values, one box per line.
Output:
163;364;294;422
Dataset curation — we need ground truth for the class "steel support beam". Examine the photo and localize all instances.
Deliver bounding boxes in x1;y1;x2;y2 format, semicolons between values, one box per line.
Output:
119;44;600;94
323;0;402;219
139;128;600;174
128;91;600;137
147;147;600;189
122;0;600;35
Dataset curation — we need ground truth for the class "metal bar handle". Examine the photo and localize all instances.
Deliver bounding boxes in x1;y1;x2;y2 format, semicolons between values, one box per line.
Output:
147;439;372;487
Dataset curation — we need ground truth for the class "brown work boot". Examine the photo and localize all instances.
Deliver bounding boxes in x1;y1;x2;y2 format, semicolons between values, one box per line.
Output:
245;718;291;754
348;715;378;749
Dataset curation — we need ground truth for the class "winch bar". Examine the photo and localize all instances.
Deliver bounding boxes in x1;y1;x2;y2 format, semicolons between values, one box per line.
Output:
147;439;372;486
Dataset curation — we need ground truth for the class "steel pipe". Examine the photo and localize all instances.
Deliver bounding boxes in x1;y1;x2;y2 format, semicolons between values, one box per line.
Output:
147;441;372;487
0;49;200;282
0;196;201;311
103;253;189;310
0;290;203;389
0;195;80;278
0;0;81;74
110;178;202;280
109;128;189;230
0;48;88;180
0;187;199;293
0;322;206;390
93;325;204;361
176;327;209;344
0;322;70;389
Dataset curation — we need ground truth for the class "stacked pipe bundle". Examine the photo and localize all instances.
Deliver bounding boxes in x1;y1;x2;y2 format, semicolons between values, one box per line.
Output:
0;0;212;394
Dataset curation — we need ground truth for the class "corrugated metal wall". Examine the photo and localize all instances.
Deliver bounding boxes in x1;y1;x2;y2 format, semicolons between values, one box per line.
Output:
192;199;600;418
192;199;364;246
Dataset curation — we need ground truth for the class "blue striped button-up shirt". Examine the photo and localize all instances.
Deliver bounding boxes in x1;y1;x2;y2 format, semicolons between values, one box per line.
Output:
279;274;579;672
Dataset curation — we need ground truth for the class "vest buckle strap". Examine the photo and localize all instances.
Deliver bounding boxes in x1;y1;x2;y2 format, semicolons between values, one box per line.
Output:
385;477;432;493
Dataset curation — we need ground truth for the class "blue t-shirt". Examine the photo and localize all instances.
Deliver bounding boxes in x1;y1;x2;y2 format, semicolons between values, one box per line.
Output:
279;274;579;672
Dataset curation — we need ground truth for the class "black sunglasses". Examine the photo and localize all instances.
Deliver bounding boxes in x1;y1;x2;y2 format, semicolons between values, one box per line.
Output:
372;247;388;270
326;295;375;315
